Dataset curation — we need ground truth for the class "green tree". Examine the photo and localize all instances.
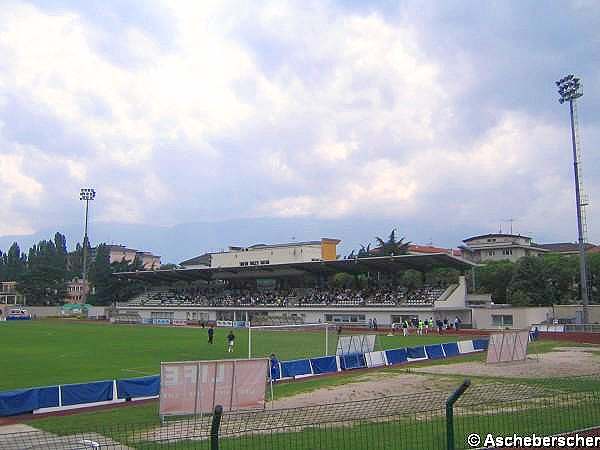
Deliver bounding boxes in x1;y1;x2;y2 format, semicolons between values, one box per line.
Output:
68;243;84;279
3;242;27;281
541;254;578;305
374;229;411;256
425;268;460;287
587;253;600;304
401;269;423;290
330;272;355;288
508;256;549;306
17;239;66;305
474;261;515;304
88;251;145;306
87;244;113;305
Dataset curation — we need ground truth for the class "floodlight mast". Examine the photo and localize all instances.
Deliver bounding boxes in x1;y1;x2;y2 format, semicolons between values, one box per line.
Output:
79;188;96;303
556;74;590;324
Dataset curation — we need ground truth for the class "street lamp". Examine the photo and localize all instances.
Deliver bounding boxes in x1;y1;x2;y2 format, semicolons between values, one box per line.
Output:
80;188;96;303
556;74;590;324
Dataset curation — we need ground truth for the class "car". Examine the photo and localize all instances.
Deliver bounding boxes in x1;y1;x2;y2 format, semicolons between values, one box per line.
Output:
6;308;32;320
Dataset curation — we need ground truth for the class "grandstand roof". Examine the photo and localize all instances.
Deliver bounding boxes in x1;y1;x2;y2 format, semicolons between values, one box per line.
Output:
113;253;476;284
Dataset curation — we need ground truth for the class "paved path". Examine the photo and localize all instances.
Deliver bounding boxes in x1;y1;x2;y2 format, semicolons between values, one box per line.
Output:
0;424;133;449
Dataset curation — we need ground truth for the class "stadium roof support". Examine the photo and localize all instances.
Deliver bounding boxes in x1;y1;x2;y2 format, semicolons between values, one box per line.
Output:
113;253;477;284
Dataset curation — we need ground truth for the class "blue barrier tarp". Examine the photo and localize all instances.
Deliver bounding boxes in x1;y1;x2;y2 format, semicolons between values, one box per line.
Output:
385;348;408;365
61;381;113;406
473;339;489;351
117;376;159;399
442;342;460;358
406;346;427;359
0;389;38;416
38;386;60;408
425;344;445;360
309;356;338;374
340;353;366;370
280;359;312;378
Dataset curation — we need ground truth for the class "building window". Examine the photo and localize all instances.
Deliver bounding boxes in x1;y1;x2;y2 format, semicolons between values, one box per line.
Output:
324;314;366;323
491;314;514;328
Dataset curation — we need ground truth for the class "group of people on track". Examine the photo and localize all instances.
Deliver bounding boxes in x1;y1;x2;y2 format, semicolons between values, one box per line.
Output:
391;316;461;336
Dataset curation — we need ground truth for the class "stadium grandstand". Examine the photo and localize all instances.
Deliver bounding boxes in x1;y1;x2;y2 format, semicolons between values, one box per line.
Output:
113;252;477;327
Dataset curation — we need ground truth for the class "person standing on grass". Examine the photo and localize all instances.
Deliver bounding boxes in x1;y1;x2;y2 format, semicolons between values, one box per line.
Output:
207;325;214;344
402;320;409;337
417;319;424;336
227;330;235;353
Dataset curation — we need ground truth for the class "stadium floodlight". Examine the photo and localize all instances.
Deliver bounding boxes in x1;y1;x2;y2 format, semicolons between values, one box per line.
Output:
80;188;96;303
556;74;590;324
80;188;96;201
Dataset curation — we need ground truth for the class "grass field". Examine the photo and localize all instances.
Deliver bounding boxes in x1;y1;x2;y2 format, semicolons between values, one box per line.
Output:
0;319;466;391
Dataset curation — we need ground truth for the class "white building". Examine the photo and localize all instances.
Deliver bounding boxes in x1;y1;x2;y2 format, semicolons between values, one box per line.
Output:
181;238;341;269
460;233;548;263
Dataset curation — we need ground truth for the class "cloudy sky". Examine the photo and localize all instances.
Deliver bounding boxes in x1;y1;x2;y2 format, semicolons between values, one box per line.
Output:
0;0;599;249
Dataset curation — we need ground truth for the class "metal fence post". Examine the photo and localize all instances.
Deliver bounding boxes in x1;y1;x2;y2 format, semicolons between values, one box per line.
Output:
446;379;471;450
211;404;224;450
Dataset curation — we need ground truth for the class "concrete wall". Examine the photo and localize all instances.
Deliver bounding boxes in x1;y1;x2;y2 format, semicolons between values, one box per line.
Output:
471;306;552;330
118;305;474;327
552;305;600;324
17;306;61;318
434;276;466;309
211;243;323;268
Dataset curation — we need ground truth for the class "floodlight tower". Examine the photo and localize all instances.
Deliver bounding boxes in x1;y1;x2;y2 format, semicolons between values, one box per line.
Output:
556;74;590;324
80;188;96;302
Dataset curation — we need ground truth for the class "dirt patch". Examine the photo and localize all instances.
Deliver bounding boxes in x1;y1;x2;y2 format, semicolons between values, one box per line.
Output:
271;372;456;409
552;346;599;352
412;348;600;379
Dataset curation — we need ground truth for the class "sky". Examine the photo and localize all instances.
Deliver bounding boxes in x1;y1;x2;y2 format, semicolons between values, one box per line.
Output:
0;0;599;253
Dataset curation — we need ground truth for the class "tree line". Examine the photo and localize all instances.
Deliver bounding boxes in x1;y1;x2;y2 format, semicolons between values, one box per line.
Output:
470;253;600;305
0;233;145;306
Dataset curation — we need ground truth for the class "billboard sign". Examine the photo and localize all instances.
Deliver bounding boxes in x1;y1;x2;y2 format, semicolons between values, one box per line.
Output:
160;358;268;416
486;330;530;363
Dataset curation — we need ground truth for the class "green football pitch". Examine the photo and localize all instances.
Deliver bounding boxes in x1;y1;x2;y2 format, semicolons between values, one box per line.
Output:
0;319;463;391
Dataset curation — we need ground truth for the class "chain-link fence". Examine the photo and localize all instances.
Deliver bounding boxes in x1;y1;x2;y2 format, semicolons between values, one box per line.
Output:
1;378;599;450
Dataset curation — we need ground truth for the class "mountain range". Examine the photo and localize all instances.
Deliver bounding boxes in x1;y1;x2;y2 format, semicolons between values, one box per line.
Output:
0;217;481;264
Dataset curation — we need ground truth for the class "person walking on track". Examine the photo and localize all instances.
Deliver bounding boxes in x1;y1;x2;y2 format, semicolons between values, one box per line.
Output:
227;330;235;353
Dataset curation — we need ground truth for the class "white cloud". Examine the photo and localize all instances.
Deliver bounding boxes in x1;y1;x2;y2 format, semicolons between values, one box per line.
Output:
0;0;598;246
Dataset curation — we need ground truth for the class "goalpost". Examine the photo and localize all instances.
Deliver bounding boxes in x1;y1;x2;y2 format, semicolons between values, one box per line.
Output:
247;322;331;360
